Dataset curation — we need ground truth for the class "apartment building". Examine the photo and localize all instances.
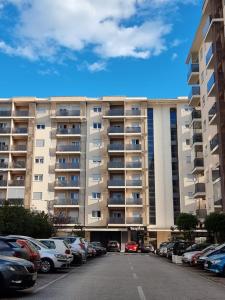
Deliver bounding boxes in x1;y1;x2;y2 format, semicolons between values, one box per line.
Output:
0;96;194;246
187;0;225;215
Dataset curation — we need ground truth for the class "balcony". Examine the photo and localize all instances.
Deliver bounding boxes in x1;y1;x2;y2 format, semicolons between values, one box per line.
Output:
207;73;216;96
191;109;201;120
53;216;79;225
0;111;11;117
126;198;143;205
106;109;124;117
196;209;207;219
108;180;125;187
126;217;143;224
55;180;80;188
56;128;81;135
125;110;141;116
192;158;204;174
126;162;142;169
10;162;26;169
108;144;124;151
8;198;24;206
108;198;125;205
12;145;27;152
55;162;80;170
8;180;25;186
206;44;215;69
126;180;142;187
193;183;206;199
108;217;125;225
108;161;125;169
0;128;11;134
210;134;219;154
208;103;217;125
189;86;200;107
0;180;7;187
54;198;79;206
125;127;141;134
192;133;202;145
0;162;8;169
56;145;81;152
12;128;28;134
0;145;9;151
187;63;199;85
126;144;141;151
203;15;224;42
212;168;220;183
56;110;80;117
13;111;29;117
108;127;124;134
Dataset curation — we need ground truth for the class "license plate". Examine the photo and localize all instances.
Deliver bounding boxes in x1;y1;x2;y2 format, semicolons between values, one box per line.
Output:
32;273;37;281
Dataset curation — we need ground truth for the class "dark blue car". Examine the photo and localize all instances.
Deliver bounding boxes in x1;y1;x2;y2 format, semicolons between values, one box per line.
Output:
204;253;225;276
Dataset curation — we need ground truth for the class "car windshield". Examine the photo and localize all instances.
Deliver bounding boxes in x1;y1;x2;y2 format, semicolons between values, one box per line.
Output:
30;239;49;249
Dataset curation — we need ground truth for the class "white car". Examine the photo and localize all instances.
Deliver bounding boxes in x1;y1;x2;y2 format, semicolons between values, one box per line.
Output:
182;251;200;264
38;239;73;264
8;235;71;273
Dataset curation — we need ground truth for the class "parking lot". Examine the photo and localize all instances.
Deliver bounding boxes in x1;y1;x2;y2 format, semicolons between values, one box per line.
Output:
2;253;225;300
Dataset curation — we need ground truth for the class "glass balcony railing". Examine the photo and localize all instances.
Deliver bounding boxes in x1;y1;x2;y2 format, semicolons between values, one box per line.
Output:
203;16;213;38
126;144;141;151
192;133;203;144
125;110;141;116
193;158;204;168
53;216;79;225
56;110;80;116
12;145;27;151
126;162;142;168
212;168;220;182
126;180;142;186
191;110;201;120
107;109;124;116
208;103;217;122
207;73;216;94
126;127;141;133
108;161;124;168
210;134;219;152
108;180;125;186
126;217;143;224
0;180;7;186
56;145;81;152
13;128;28;134
108;217;125;224
8;180;25;186
108;144;124;151
0;145;9;151
206;44;214;65
55;162;80;169
194;183;205;194
0;162;8;168
56;128;81;135
14;111;29;117
108;127;124;134
10;162;26;168
126;198;143;205
108;198;125;205
54;198;79;205
187;63;199;81
0;128;11;134
0;111;11;116
55;180;80;187
189;86;200;99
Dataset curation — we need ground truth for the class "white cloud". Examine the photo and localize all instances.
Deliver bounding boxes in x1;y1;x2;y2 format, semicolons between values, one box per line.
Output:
86;61;107;73
0;0;196;62
171;52;178;60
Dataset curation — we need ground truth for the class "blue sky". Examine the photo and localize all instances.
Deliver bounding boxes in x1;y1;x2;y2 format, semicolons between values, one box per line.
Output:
0;0;201;98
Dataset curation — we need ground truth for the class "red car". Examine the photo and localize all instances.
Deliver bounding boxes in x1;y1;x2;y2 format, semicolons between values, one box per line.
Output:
17;239;41;271
125;241;138;253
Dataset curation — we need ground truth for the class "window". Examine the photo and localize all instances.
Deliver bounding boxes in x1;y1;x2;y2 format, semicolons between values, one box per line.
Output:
186;139;190;146
132;139;139;145
93;123;102;129
92;157;101;164
37;106;47;113
92;210;101;218
36;139;45;147
92;174;101;181
37;124;45;129
34;174;43;181
92;192;101;199
33;192;42;200
93;107;101;113
35;157;44;164
93;139;102;147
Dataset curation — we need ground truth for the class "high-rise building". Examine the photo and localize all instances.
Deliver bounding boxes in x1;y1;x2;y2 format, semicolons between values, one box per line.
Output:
187;0;225;214
0;96;193;246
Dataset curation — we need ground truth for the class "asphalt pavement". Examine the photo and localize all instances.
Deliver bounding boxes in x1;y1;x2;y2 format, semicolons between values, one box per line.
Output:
2;253;225;300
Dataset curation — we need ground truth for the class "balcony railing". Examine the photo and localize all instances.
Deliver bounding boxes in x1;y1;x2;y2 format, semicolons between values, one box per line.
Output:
108;127;124;134
192;133;202;144
207;73;215;94
54;198;79;205
0;162;8;168
107;109;124;116
212;168;220;182
193;158;204;168
108;144;124;151
210;134;219;152
126;198;143;205
55;162;80;169
108;180;125;186
0;111;11;116
56;128;81;135
108;198;125;205
55;180;80;187
126;144;141;151
126;162;142;168
0;128;11;134
56;145;81;152
12;145;27;151
0;180;7;186
126;217;143;224
0;145;9;151
108;161;124;168
206;43;214;66
126;127;141;133
125;110;141;116
108;217;125;224
8;180;25;186
194;183;205;194
13;128;28;134
203;15;213;38
8;198;24;205
13;111;29;117
191;110;201;120
53;216;79;225
189;86;200;99
10;162;26;168
56;110;80;116
126;180;142;186
187;63;199;81
208;103;217;122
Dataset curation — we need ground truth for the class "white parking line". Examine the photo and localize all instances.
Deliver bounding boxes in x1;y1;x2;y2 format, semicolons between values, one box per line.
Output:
34;273;70;293
133;272;138;279
137;286;146;300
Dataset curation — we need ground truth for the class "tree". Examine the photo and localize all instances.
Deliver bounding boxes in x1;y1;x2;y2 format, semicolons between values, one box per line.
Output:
176;213;198;241
0;205;55;238
205;212;225;243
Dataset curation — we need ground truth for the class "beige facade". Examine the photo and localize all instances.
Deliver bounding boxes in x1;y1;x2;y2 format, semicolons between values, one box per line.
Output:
0;96;193;246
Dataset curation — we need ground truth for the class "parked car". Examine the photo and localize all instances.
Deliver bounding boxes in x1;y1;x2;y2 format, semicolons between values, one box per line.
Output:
87;243;96;258
158;242;169;256
91;242;107;255
140;244;154;253
0;255;37;291
107;241;120;252
167;241;191;260
52;236;86;264
156;242;168;255
16;239;41;271
197;243;225;268
8;235;70;273
0;237;29;261
38;239;73;263
125;241;138;253
182;244;216;265
204;253;225;276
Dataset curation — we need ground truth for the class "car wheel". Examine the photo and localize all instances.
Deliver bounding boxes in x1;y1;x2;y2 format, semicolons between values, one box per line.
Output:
41;258;54;273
